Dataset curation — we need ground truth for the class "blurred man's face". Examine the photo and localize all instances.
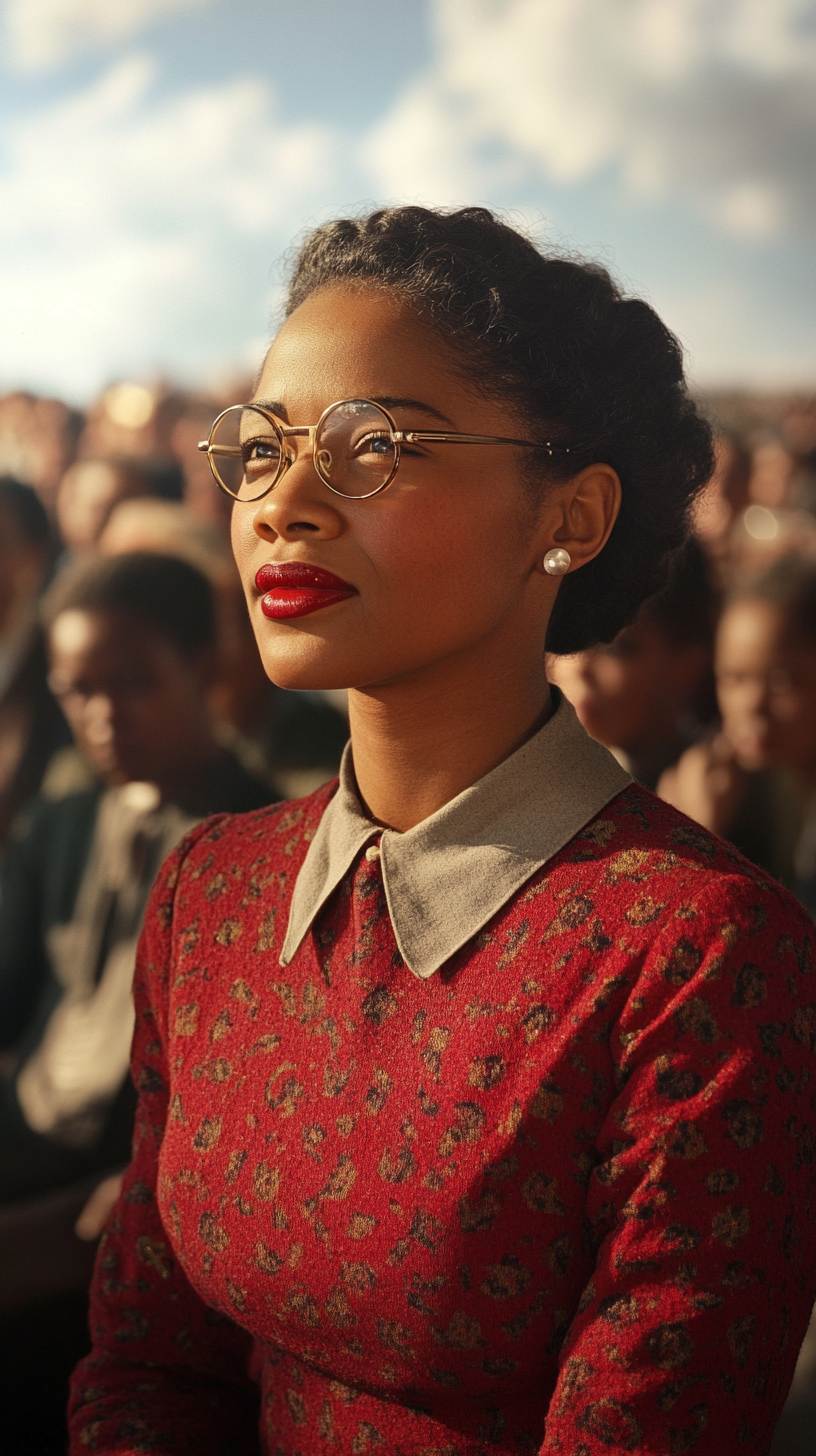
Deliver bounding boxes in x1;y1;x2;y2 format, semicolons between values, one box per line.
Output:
716;599;816;777
549;618;707;756
48;608;212;790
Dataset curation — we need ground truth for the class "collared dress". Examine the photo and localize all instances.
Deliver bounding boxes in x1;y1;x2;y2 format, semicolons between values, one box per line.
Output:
69;696;816;1456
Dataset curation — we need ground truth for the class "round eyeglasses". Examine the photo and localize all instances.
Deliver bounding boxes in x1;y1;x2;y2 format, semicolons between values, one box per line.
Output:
198;399;569;502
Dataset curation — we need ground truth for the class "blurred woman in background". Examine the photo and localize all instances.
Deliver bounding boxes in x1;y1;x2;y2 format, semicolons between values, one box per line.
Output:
660;552;816;910
548;537;718;787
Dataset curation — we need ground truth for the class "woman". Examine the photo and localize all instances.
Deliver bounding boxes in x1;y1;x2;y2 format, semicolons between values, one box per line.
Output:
69;208;815;1456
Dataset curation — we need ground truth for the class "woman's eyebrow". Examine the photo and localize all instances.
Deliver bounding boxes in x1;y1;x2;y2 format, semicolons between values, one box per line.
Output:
251;399;288;421
249;397;456;427
373;396;455;426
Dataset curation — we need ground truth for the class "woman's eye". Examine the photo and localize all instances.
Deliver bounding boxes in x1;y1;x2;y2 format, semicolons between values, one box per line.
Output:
354;432;395;457
243;438;281;467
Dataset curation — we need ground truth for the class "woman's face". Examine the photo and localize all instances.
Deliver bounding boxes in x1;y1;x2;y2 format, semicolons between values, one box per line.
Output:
231;286;602;695
716;598;816;777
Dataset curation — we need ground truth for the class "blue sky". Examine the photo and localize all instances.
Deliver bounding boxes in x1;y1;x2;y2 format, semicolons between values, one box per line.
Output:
1;0;815;402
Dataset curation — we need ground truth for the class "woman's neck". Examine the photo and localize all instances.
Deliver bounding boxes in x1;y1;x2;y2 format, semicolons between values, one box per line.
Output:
348;636;551;832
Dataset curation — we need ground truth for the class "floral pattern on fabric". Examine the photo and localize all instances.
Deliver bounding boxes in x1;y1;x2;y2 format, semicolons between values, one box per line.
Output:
69;785;816;1455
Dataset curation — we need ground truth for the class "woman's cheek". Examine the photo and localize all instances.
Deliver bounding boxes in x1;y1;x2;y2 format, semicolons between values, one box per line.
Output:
230;508;256;574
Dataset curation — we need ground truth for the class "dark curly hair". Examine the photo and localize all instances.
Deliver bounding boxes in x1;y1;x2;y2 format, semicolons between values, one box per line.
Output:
285;206;714;653
42;551;215;659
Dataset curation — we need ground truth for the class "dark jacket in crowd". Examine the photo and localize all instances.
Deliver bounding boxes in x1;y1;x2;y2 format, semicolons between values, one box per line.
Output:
0;628;71;851
0;749;275;1204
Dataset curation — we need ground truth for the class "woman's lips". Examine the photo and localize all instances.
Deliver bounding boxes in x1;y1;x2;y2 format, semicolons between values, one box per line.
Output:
255;562;357;620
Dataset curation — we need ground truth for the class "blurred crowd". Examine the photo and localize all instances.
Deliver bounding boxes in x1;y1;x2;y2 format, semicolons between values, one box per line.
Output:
0;381;350;1451
1;378;816;1451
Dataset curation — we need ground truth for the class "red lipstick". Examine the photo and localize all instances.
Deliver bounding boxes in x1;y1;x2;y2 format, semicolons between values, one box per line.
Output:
255;562;357;620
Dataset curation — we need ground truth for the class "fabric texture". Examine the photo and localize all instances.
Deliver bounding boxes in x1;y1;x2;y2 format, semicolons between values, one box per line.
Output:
282;691;631;978
70;783;816;1455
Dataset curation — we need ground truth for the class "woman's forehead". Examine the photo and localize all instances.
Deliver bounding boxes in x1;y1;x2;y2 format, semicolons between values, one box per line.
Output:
255;286;472;420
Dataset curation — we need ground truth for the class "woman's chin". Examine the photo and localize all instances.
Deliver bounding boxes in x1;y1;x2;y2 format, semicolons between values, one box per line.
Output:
259;650;358;695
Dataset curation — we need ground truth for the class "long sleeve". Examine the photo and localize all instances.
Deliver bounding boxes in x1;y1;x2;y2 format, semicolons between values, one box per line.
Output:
541;872;816;1455
68;822;260;1456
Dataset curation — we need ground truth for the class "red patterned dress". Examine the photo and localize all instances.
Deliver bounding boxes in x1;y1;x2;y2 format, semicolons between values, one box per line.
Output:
69;699;816;1455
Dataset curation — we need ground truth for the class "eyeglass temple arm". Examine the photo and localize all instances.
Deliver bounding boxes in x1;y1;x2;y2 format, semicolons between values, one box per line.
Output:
397;431;568;454
197;430;569;455
198;424;314;454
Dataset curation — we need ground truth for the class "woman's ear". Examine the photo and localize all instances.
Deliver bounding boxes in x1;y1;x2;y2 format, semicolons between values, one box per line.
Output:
534;464;621;576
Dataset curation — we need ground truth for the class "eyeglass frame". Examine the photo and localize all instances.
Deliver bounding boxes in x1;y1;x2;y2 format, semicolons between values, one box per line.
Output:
197;398;571;502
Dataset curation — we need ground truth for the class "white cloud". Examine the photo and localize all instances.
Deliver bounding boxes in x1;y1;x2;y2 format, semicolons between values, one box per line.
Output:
649;277;816;389
0;55;339;397
365;0;816;240
4;0;214;71
2;2;814;398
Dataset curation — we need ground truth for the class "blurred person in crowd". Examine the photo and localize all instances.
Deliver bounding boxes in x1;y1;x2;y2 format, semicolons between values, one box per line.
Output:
0;552;275;1206
0;477;70;848
749;436;796;511
721;499;816;585
691;429;752;565
98;494;232;581
789;446;816;518
55;452;183;558
0;390;83;515
170;402;235;534
38;494;237;800
659;552;816;904
548;538;717;787
100;495;349;796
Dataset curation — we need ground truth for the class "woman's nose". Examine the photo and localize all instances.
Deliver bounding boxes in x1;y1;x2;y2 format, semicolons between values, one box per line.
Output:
248;449;345;543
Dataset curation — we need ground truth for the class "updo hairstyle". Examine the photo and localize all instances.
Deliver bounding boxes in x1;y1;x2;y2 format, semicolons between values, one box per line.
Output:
285;206;714;653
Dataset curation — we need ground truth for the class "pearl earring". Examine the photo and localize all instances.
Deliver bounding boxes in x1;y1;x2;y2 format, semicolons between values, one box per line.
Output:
543;548;571;576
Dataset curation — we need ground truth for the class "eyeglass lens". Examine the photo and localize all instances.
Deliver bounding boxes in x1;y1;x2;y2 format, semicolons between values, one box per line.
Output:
209;400;398;501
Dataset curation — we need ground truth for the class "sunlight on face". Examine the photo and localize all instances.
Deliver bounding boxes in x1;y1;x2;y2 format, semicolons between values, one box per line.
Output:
230;286;553;694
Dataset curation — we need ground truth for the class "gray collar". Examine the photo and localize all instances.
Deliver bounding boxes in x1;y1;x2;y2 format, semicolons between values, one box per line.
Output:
280;692;631;980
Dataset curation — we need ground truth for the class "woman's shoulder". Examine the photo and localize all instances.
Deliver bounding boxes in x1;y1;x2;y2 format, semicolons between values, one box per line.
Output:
570;781;812;935
158;779;337;893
